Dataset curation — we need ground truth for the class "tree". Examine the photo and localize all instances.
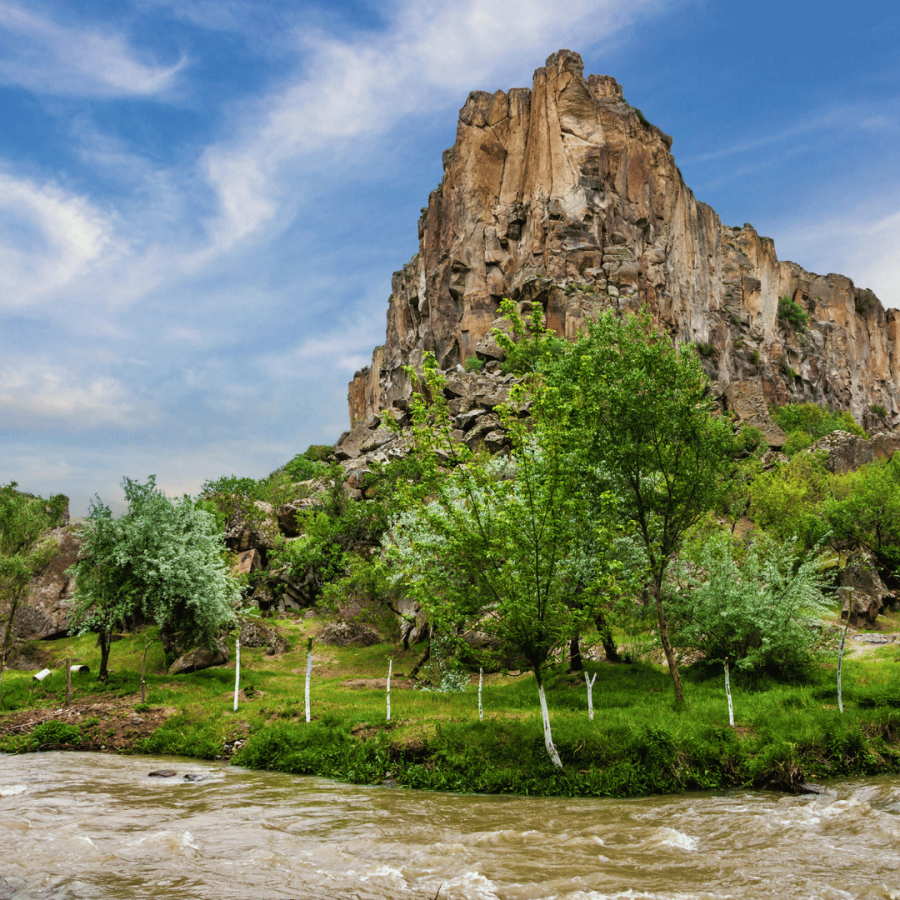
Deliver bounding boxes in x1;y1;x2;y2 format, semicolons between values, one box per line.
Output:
385;360;622;767
70;476;240;679
0;484;63;705
666;531;832;679
547;310;737;703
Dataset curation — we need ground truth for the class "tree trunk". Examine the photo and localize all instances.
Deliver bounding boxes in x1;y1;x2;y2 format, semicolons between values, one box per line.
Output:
534;670;563;769
98;630;112;682
409;637;431;678
568;635;583;672
595;612;620;663
651;583;683;704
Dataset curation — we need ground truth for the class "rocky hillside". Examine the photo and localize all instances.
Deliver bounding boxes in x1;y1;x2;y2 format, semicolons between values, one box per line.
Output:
348;50;898;433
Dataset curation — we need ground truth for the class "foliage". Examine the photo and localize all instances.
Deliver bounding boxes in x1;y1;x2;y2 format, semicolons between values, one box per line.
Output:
545;310;739;702
69;477;239;677
493;298;567;375
0;483;60;703
777;296;809;330
771;402;867;450
464;356;485;373
413;634;470;693
748;451;832;550
824;456;900;573
872;403;888;420
666;532;833;679
31;720;82;746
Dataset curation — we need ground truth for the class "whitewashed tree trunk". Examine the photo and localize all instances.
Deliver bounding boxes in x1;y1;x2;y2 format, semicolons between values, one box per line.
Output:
305;647;312;723
585;672;597;721
65;657;71;707
838;618;851;713
386;658;392;722
725;658;734;727
233;639;240;712
478;668;483;721
537;682;563;769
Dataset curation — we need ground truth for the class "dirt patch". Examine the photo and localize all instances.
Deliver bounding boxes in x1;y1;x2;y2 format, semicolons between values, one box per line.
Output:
0;693;177;752
343;677;416;690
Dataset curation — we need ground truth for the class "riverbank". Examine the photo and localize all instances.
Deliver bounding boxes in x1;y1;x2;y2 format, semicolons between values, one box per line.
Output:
2;617;900;797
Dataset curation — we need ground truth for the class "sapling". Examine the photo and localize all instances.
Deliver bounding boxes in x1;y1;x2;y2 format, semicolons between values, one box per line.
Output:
584;671;597;721
724;657;734;727
233;638;241;712
140;639;155;704
305;637;313;723
838;615;851;714
65;657;71;707
386;657;392;722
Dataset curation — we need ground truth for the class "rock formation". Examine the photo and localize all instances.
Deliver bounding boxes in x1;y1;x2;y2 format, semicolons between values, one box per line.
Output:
348;50;898;432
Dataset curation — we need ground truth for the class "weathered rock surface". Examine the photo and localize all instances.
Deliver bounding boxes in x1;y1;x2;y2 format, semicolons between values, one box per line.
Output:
12;528;82;641
809;431;900;475
168;641;229;675
238;620;291;655
722;382;787;449
318;621;381;647
839;563;897;627
348;50;898;431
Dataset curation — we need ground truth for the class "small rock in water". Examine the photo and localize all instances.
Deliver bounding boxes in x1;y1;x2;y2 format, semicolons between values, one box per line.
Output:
148;770;177;778
798;782;824;795
183;773;206;783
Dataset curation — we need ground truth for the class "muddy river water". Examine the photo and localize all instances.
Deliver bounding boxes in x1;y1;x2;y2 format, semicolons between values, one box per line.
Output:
1;753;899;899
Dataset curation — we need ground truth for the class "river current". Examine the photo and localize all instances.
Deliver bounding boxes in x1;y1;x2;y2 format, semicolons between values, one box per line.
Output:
1;753;899;900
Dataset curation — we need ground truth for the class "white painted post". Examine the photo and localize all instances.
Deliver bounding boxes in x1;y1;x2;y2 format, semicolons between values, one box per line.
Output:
725;658;734;727
838;618;851;714
585;672;597;721
478;668;483;721
233;639;240;712
386;658;392;722
65;657;71;707
305;638;313;723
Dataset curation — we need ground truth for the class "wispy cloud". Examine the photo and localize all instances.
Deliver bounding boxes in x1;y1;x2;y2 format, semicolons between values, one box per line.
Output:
0;1;184;97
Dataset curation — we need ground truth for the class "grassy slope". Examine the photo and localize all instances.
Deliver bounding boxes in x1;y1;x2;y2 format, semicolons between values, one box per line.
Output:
2;615;900;798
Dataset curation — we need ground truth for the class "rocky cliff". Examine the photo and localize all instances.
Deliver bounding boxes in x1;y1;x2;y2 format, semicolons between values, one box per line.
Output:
348;50;898;432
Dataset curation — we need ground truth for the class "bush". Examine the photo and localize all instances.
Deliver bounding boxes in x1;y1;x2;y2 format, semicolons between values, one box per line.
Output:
32;721;82;746
777;296;809;330
666;532;832;679
464;356;485;373
771;402;867;447
872;403;888;420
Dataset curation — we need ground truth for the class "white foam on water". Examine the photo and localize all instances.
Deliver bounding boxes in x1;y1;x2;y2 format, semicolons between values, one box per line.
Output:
441;869;501;899
0;784;27;797
655;827;698;851
359;864;409;890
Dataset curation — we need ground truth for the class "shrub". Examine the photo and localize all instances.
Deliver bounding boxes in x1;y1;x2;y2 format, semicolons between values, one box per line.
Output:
464;356;485;373
777;296;809;330
696;342;716;359
748;349;761;365
667;532;832;679
872;403;888;419
32;721;82;746
771;402;867;444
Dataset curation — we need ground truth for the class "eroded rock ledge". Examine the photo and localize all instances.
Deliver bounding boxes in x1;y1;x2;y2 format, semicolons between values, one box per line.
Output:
348;50;898;434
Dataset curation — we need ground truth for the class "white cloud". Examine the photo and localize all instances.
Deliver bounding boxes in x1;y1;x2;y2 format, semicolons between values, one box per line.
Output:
200;0;668;253
0;171;117;307
0;1;184;97
0;359;140;428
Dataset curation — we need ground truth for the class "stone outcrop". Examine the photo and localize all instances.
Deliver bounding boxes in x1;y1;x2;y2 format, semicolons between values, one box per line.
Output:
809;430;900;475
12;527;82;642
168;641;229;675
839;563;897;627
348;50;898;432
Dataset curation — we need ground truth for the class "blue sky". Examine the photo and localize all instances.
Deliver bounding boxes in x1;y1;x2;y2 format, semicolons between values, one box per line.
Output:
1;0;898;515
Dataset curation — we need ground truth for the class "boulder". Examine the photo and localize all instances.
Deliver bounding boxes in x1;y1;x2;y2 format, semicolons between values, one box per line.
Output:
168;641;229;675
808;431;877;475
233;549;263;577
318;622;381;647
223;500;279;553
12;527;82;641
238;621;291;655
839;563;896;627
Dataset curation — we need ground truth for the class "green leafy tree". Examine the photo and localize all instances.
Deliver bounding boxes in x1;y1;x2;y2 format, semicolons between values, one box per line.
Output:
386;362;623;767
70;476;239;678
771;402;867;457
666;531;832;679
0;484;62;705
546;310;738;703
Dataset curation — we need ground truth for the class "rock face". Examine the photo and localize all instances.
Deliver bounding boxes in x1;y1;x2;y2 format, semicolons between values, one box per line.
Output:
839;563;897;627
809;430;900;475
12;528;82;642
348;50;898;432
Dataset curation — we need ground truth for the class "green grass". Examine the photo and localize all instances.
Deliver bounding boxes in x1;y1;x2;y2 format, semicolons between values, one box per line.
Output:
2;620;899;797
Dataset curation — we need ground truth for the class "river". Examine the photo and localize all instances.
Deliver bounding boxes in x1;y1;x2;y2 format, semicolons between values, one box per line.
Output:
1;753;899;899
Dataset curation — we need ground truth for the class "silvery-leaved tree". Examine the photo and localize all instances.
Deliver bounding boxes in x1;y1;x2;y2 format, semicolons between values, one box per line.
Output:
70;476;239;680
385;355;622;769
